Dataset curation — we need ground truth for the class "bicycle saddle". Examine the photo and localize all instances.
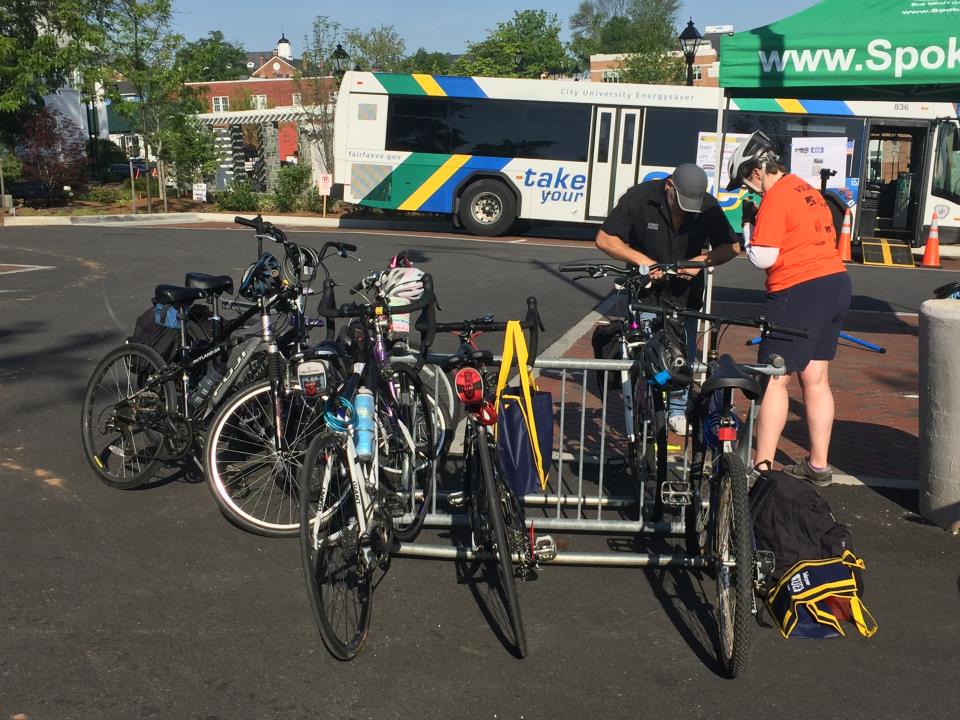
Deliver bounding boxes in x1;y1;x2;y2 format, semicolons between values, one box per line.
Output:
185;272;234;295
699;354;761;401
154;284;207;307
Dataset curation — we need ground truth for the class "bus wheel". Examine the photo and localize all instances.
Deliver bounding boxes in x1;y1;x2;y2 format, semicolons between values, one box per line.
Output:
459;180;517;237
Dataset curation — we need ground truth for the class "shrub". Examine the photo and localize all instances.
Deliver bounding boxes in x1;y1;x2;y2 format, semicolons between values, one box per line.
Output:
84;186;121;204
256;193;277;213
214;180;259;212
297;188;326;213
272;164;312;212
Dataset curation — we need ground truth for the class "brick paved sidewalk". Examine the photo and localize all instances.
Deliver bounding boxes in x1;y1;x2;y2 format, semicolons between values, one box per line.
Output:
546;303;919;485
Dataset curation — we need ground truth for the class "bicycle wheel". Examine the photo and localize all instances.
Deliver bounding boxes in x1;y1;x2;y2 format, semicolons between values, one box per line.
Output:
81;343;178;489
417;362;454;463
299;432;371;660
473;431;527;657
381;364;435;542
204;379;326;537
630;376;668;520
713;452;753;678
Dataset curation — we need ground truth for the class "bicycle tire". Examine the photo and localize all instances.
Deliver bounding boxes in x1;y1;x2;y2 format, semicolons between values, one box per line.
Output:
630;376;668;521
713;451;753;678
204;379;326;537
299;432;371;660
382;364;435;543
475;431;527;658
80;343;178;489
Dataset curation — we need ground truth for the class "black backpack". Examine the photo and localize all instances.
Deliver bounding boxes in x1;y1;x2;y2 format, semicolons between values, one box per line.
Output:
750;470;857;590
129;304;182;363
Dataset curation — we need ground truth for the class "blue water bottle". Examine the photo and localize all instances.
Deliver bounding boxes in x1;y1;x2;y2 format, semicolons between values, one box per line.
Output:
354;388;375;461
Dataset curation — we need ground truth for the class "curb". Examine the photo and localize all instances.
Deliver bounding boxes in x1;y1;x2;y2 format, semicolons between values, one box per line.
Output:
1;211;455;232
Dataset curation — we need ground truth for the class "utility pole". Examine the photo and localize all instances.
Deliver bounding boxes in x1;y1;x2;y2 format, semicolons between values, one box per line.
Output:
129;158;136;214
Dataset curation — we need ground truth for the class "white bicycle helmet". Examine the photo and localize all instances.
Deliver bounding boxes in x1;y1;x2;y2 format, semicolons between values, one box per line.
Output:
378;266;425;304
726;130;780;191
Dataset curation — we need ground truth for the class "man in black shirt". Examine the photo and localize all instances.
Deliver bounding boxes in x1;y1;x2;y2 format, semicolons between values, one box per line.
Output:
595;163;741;433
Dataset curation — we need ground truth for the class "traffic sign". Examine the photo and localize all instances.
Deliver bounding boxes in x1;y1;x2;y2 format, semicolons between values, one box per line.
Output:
318;173;333;197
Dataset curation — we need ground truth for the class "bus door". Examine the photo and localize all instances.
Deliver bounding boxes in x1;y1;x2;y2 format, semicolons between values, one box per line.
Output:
927;119;960;245
859;119;930;244
587;107;642;220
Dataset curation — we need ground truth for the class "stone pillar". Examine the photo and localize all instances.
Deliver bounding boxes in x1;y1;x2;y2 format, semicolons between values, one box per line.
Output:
919;299;960;532
259;121;281;192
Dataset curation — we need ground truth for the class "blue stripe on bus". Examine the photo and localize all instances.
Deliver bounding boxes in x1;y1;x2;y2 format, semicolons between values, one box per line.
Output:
417;156;510;213
799;100;854;116
433;76;487;99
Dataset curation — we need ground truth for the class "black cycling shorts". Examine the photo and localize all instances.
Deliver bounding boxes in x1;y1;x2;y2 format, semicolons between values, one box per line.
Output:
758;271;852;373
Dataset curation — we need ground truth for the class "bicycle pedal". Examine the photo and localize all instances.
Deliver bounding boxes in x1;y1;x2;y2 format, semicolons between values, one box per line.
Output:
447;490;466;509
660;481;692;506
532;535;557;563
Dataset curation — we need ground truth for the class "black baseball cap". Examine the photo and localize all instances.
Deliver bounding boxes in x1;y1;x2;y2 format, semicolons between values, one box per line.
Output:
671;163;708;213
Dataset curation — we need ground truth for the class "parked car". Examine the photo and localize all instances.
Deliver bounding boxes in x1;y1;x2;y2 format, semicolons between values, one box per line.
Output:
9;180;53;207
104;164;132;182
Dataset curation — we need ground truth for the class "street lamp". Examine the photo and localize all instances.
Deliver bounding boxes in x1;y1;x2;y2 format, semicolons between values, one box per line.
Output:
331;43;348;78
678;18;703;87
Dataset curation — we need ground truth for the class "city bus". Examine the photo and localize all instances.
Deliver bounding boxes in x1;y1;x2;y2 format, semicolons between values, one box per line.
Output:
332;71;960;245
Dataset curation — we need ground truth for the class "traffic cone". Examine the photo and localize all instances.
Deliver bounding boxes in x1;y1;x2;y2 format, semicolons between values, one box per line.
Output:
921;212;942;269
838;208;853;263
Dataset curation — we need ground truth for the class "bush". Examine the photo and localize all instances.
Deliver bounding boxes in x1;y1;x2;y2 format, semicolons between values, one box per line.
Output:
297;188;326;213
83;186;121;204
214;180;259;212
256;193;277;213
273;164;312;212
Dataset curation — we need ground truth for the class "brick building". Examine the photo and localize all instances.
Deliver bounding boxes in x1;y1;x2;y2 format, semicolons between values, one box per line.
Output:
589;29;727;87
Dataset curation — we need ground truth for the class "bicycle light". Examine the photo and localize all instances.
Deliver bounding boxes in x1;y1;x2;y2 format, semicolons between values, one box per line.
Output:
297;360;329;398
454;367;484;405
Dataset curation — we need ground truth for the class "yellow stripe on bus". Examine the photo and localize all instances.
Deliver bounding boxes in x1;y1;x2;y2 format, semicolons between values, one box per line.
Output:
412;74;446;96
398;155;470;210
776;98;806;114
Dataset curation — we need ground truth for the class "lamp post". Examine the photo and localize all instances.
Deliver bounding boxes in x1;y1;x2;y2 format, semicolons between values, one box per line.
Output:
678;18;703;87
331;43;348;79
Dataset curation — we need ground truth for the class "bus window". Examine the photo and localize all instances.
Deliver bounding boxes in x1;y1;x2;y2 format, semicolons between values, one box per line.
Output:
520;102;591;162
449;99;523;157
621;114;637;165
932;121;960;205
385;96;451;154
640;108;715;167
597;112;612;163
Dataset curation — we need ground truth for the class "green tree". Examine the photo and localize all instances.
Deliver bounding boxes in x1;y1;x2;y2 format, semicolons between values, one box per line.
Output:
0;0;111;113
296;15;349;175
159;115;219;187
345;25;406;72
175;30;247;81
454;10;572;79
397;48;453;75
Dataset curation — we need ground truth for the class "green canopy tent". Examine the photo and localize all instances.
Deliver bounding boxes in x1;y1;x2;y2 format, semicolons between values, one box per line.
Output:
719;0;960;101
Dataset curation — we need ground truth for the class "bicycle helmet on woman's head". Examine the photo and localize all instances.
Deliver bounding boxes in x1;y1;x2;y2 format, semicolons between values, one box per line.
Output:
641;330;691;390
726;130;780;192
378;266;425;304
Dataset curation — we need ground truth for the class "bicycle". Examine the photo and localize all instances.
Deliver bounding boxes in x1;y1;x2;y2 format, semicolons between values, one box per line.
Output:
558;260;705;521
298;271;437;660
431;298;554;659
630;299;806;678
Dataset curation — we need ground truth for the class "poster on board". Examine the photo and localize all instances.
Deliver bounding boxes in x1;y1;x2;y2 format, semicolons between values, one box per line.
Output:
790;137;848;189
696;132;752;192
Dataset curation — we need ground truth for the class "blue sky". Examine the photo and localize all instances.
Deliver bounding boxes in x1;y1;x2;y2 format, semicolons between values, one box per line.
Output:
170;1;820;55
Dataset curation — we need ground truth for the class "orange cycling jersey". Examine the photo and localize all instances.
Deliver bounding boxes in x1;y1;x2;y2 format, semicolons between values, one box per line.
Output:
751;174;846;292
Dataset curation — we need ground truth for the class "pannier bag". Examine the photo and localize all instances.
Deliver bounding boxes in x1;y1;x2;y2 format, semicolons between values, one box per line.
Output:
767;551;878;639
495;320;553;497
129;304;181;362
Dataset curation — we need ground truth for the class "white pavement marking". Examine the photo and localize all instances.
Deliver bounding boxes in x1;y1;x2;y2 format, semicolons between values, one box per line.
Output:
538;292;620;359
0;264;56;275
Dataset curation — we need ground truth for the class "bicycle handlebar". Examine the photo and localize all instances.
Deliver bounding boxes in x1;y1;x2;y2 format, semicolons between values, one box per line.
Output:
433;296;544;361
316;274;436;319
559;261;706;278
629;302;808;339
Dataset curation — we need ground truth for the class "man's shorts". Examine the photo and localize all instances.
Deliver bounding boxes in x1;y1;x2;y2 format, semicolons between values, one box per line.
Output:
758;271;852;373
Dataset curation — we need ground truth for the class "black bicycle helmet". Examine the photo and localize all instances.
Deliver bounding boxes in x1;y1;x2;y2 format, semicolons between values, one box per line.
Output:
726;130;780;191
239;252;282;300
641;330;692;390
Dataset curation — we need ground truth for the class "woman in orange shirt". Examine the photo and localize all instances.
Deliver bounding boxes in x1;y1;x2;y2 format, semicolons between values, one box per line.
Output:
727;131;852;487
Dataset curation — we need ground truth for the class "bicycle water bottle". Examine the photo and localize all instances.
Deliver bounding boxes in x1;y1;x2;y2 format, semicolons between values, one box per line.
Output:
354;388;376;461
189;367;225;412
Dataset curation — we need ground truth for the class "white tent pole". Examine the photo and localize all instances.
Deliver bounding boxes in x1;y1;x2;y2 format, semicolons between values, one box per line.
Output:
701;89;730;372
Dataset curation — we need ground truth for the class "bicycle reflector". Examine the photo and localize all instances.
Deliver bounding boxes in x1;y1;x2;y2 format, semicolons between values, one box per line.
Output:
454;367;484;406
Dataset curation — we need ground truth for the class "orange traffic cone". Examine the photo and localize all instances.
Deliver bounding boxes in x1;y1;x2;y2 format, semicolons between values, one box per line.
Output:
921;212;942;269
838;208;853;263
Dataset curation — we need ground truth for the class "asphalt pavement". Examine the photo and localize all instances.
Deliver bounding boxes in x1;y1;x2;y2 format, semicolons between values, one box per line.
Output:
1;224;959;720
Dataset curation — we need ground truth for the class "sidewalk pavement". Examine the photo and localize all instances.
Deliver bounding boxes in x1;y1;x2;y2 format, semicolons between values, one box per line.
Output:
542;302;920;489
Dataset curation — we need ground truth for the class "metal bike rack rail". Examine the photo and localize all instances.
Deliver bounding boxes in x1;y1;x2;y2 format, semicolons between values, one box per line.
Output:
394;353;705;568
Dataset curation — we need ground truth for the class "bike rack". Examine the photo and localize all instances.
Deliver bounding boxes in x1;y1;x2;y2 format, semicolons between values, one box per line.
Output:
395;354;712;569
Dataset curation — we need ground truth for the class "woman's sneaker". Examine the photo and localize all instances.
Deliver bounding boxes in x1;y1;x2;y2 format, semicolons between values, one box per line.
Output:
784;457;833;487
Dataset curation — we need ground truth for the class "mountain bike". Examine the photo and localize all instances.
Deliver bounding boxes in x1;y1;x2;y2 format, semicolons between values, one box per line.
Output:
631;299;805;678
298;272;437;660
559;260;705;520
